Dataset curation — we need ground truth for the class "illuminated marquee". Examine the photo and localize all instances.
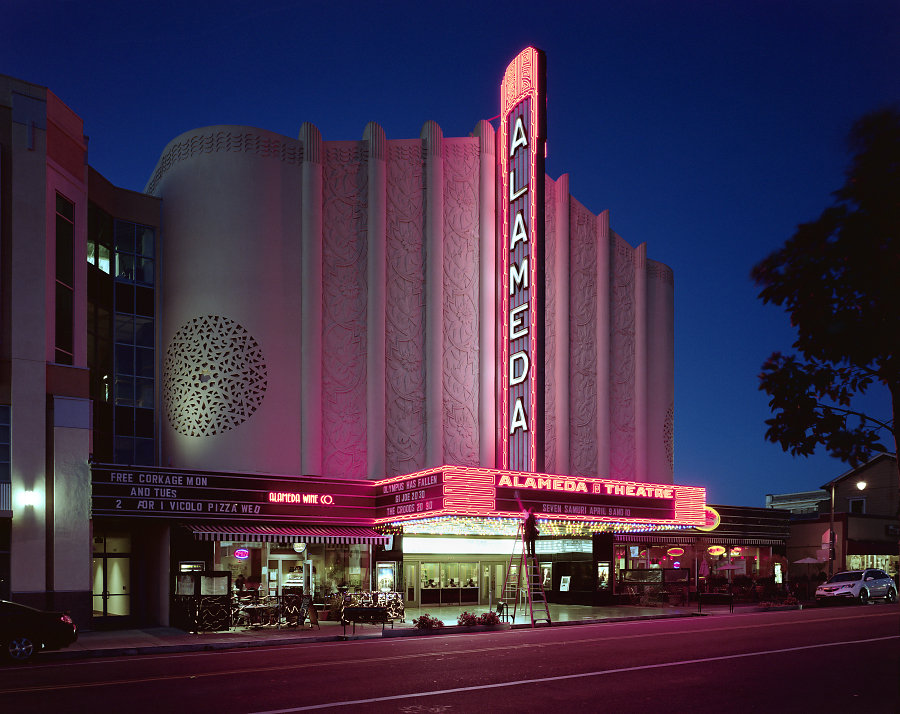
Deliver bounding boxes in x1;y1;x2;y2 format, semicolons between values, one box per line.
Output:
499;47;546;472
373;466;706;527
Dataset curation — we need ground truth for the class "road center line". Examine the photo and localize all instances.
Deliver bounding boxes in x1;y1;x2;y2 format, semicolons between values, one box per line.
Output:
250;635;900;713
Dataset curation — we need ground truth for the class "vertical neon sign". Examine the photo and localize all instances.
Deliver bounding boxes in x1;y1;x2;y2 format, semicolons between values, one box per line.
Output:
499;47;546;472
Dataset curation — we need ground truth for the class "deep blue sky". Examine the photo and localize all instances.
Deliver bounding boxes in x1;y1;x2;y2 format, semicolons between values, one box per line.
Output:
5;1;898;506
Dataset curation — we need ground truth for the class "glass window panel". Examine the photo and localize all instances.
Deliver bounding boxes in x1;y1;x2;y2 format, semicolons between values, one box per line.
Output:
134;438;154;466
55;283;74;356
56;215;74;286
115;344;134;376
114;221;135;253
459;563;477;587
134;317;154;347
0;425;9;442
135;378;154;409
421;563;439;589
114;436;133;464
138;258;154;285
135;286;154;317
0;463;9;482
114;377;135;406
115;314;134;345
116;253;135;282
135;347;154;378
56;193;74;220
444;563;459;587
115;283;134;313
139;226;155;258
0;406;9;426
98;244;111;274
134;408;154;438
115;406;134;436
105;534;131;554
87;239;96;266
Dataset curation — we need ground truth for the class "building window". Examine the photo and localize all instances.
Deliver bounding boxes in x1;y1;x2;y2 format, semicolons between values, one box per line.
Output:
87;204;157;466
848;498;865;515
55;193;75;365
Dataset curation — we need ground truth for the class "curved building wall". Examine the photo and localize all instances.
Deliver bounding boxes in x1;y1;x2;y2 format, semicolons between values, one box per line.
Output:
148;126;303;475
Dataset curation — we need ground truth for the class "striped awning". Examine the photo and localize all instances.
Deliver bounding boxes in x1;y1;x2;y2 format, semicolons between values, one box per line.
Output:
184;524;389;545
615;534;697;545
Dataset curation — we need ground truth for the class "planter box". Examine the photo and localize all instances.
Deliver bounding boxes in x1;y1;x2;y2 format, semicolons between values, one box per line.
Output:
382;624;510;638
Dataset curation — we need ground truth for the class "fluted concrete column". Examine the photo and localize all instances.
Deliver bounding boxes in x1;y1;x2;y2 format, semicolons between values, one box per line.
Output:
364;122;387;478
634;242;648;482
299;122;323;475
421;121;444;467
596;210;611;477
473;120;496;468
554;175;571;475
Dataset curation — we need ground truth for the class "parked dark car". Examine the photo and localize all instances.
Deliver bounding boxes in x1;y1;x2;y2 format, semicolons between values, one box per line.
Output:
0;600;78;662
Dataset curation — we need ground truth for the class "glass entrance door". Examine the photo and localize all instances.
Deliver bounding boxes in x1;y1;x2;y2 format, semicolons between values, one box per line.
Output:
92;533;131;619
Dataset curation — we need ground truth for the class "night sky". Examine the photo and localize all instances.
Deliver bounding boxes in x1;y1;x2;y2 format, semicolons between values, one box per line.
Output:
4;1;897;506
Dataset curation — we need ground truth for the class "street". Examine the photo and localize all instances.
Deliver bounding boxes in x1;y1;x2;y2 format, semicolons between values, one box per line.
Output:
2;605;898;713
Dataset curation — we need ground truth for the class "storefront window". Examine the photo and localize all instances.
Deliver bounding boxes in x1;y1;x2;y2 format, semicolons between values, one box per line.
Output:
212;541;370;599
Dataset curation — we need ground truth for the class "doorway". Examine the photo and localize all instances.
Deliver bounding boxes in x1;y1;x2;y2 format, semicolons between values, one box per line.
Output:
91;533;132;621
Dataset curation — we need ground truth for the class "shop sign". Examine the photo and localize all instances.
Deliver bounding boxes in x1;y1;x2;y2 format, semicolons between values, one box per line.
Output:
234;548;250;560
499;46;546;473
91;465;375;524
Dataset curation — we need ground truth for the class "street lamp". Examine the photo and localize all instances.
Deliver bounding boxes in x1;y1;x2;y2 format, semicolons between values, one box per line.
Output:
828;479;867;577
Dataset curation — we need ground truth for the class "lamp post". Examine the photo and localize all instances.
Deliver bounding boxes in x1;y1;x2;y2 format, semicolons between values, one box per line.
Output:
828;479;867;578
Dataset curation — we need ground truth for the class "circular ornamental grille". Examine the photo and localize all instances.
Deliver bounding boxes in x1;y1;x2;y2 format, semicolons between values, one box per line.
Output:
164;315;268;437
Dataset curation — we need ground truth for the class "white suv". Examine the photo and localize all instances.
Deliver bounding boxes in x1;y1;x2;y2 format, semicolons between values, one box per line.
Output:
815;569;898;605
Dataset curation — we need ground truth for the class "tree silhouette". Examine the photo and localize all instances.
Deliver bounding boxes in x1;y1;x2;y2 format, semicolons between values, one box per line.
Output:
751;107;899;480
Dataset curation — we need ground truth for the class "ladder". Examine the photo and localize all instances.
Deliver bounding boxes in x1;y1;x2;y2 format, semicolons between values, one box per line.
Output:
499;521;552;627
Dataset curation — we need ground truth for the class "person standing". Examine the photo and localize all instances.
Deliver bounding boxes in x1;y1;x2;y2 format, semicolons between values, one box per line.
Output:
524;508;538;558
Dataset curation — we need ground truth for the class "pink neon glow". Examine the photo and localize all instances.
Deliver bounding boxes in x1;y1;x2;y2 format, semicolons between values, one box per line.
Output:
373;465;706;527
234;548;250;559
499;47;544;474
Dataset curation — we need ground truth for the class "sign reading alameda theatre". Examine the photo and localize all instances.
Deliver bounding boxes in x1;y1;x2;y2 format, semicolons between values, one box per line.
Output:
499;47;546;473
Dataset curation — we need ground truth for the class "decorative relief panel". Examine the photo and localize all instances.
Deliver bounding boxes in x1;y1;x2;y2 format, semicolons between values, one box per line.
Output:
664;402;675;472
610;235;636;479
147;130;303;195
442;140;480;466
543;181;557;472
385;143;426;475
569;201;598;476
321;145;368;479
164;315;268;437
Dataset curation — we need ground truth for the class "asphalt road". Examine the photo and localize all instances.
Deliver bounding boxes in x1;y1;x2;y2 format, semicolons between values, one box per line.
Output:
2;604;898;713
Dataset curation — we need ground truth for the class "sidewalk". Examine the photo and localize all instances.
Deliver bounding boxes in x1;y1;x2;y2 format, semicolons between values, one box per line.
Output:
39;601;756;661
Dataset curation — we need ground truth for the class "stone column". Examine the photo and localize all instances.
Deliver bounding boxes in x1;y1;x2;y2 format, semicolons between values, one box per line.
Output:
473;120;496;468
596;210;611;478
299;122;323;475
554;175;571;475
634;243;648;482
421;121;444;467
364;122;387;478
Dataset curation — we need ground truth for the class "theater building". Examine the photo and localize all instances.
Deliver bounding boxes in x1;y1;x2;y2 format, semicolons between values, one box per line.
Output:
3;48;706;629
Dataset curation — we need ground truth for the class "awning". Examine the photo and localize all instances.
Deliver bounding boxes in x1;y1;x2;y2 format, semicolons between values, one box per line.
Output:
614;534;697;545
184;524;389;545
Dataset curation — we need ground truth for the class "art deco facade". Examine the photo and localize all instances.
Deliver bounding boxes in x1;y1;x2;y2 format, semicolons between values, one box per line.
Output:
149;120;675;486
